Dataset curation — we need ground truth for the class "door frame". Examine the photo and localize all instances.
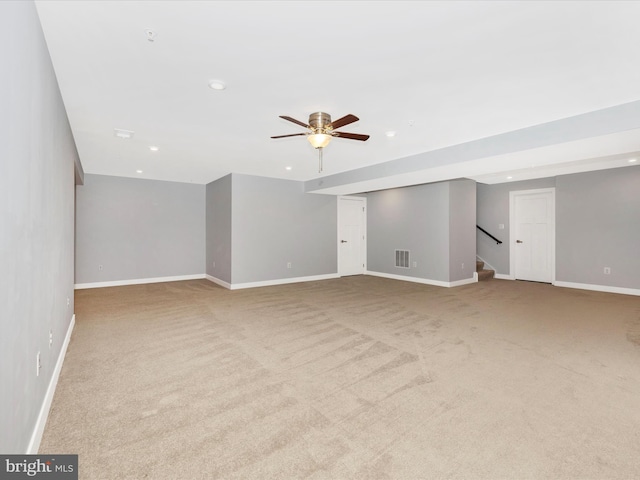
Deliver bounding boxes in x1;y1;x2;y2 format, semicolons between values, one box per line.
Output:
337;196;367;276
509;188;556;283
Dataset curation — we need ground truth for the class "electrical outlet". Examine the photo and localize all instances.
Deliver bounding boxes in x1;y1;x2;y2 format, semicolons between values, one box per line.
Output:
412;261;417;268
287;262;292;269
212;261;215;269
49;330;53;348
66;297;70;307
36;352;41;377
604;267;611;275
461;263;465;270
498;224;505;230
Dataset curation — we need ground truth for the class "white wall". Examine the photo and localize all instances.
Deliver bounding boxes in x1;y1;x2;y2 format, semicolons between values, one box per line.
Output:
0;1;78;453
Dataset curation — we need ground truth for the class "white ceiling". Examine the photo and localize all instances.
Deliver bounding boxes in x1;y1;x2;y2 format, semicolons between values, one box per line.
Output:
35;1;640;193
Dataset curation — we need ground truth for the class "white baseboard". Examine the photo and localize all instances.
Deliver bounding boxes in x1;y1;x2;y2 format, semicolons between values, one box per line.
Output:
450;277;478;287
208;273;340;290
75;274;206;289
554;281;640;297
494;274;513;280
205;274;231;289
27;314;75;454
365;270;475;288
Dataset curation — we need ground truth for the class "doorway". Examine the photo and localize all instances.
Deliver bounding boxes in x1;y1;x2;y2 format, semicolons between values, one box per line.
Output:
509;188;555;283
338;196;366;276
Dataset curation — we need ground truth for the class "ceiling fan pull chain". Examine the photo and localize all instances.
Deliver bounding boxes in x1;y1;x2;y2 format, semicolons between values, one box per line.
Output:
318;147;323;173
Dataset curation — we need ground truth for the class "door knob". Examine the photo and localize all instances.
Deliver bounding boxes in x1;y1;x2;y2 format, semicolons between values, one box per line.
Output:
516;240;523;243
341;240;347;243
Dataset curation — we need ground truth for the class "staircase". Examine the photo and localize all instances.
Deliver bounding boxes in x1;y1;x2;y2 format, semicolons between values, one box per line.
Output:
476;259;495;281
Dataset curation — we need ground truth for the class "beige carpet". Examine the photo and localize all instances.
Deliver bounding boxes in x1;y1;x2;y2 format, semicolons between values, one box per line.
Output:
40;276;640;479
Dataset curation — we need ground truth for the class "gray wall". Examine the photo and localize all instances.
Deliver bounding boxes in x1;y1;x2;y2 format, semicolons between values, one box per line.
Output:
231;174;337;284
556;166;640;289
206;174;232;283
367;182;457;282
477;166;640;289
0;1;78;453
449;179;477;282
476;177;556;273
75;174;205;284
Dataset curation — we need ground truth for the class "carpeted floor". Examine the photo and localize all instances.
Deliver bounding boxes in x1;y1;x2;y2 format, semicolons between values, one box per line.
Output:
40;276;640;479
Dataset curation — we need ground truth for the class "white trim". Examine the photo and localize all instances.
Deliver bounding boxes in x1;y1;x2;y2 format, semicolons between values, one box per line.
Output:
205;274;232;290
338;196;367;277
27;314;75;454
207;273;340;290
449;277;478;287
554;281;640;297
366;270;475;288
494;273;513;280
509;187;556;283
74;274;206;289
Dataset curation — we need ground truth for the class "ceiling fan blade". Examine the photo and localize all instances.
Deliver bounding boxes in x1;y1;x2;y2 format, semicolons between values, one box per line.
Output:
279;115;309;128
329;114;359;130
270;133;307;139
333;131;370;141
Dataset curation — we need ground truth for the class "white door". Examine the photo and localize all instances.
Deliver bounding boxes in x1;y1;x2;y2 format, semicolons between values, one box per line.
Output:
510;188;555;283
338;196;366;276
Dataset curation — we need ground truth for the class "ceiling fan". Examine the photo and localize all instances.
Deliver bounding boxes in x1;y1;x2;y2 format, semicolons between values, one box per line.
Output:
271;112;370;172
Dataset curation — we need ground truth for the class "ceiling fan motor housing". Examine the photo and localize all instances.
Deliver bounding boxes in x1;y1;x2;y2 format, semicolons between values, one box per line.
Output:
309;112;332;133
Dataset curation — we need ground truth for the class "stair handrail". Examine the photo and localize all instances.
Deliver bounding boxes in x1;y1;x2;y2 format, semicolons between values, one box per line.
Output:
477;225;502;245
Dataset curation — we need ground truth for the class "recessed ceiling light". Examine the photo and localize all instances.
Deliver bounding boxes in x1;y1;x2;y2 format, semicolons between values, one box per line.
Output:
285;166;292;171
208;80;226;90
136;169;143;174
506;176;513;179
149;146;159;152
385;131;396;137
114;128;134;139
629;158;637;163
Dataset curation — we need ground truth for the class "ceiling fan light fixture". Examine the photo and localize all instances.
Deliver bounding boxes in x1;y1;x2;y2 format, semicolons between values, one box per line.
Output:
307;133;332;149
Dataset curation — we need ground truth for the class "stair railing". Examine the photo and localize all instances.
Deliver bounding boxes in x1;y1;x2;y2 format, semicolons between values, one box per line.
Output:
477;225;502;245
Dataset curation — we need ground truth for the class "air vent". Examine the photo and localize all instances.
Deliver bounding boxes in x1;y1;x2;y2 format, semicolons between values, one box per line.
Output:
395;250;410;268
114;128;134;139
